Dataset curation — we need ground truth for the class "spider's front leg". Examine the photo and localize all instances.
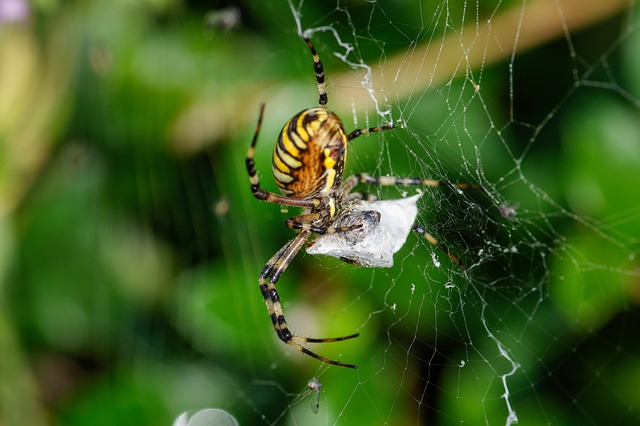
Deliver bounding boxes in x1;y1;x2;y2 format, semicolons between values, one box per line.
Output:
344;173;486;193
260;230;359;369
342;172;485;268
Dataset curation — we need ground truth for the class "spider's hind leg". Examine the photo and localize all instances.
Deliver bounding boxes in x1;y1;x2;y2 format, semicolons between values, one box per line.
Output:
260;230;360;369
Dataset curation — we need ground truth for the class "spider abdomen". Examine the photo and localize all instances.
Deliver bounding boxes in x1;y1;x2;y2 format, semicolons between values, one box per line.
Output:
273;107;347;199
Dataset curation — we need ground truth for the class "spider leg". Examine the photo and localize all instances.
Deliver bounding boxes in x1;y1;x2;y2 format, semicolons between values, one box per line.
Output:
246;104;319;208
412;223;463;268
302;35;328;108
347;125;395;141
348;173;486;192
343;173;485;267
343;192;378;202
287;338;359;369
260;230;359;369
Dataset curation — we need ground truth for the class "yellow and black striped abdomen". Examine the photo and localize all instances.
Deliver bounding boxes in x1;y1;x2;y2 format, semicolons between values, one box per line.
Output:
272;107;348;199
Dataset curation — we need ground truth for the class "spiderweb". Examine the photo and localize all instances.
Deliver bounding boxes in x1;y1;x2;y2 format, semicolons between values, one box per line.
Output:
187;0;640;425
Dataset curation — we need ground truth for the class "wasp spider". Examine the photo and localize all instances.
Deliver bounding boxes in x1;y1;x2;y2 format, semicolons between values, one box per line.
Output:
246;34;482;369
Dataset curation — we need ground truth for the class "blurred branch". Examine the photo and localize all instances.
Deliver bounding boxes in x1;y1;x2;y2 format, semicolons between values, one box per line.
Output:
0;22;78;217
0;17;79;426
0;309;48;426
332;0;630;110
170;0;628;155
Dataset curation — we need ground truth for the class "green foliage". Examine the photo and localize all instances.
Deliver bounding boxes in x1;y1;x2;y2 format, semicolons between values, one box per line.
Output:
0;1;638;425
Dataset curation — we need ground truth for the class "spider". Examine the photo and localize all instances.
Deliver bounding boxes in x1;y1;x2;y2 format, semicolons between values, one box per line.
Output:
245;34;482;369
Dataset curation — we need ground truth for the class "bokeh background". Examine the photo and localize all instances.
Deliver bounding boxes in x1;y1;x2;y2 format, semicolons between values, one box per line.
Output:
1;0;639;425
